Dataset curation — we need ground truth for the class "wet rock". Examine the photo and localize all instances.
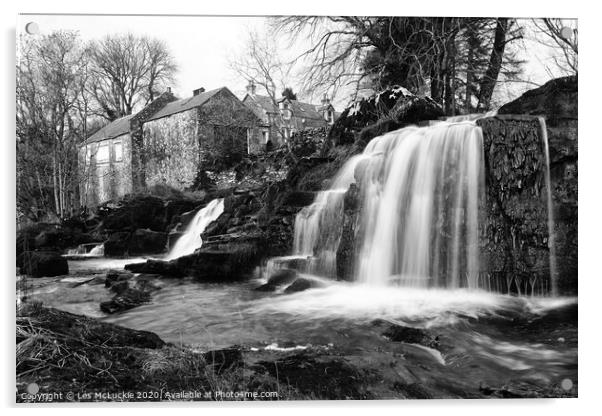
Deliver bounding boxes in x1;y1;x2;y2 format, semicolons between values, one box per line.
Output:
19;251;68;278
127;229;167;255
282;191;316;207
17;223;96;264
255;268;298;291
103;231;132;256
99;195;166;232
124;259;184;277
336;183;361;281
100;288;152;314
105;270;133;293
380;322;440;350
284;277;324;293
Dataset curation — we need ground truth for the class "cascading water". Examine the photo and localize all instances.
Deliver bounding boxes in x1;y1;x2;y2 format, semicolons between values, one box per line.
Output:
269;115;559;295
165;198;224;260
355;122;485;288
291;155;368;277
538;117;558;296
286;120;486;288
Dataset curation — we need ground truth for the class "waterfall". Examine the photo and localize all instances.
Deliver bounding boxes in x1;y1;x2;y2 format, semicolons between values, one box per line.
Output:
291;155;368;277
165;198;224;260
355;122;485;288
538;117;558;296
65;242;104;257
88;244;104;256
289;119;487;289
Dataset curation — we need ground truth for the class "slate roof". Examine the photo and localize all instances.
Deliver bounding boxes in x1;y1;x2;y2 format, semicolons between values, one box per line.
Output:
145;87;224;122
244;94;330;129
84;87;228;145
85;114;134;144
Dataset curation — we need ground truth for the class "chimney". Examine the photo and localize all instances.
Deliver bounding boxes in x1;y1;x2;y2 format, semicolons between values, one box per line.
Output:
246;80;256;96
166;87;172;93
321;94;330;106
193;87;205;96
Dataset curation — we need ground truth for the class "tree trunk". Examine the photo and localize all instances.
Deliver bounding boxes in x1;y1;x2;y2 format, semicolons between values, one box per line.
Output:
464;29;476;112
477;18;509;111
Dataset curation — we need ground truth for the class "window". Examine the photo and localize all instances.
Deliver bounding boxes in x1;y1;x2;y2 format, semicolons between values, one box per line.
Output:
114;141;123;162
97;144;109;163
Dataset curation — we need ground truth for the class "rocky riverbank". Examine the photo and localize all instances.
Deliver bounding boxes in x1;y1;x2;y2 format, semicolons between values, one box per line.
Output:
16;295;578;402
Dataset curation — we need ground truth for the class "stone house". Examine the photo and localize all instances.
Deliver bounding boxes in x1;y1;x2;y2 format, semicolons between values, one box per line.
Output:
242;81;338;150
80;86;261;206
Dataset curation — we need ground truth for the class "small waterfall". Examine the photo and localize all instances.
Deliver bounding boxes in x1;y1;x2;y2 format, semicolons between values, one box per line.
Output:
88;244;104;256
538;117;558;296
65;242;104;257
165;198;224;260
291;155;368;277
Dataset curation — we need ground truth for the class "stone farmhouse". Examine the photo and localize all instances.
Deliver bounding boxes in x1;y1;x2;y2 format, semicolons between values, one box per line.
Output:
80;83;338;206
242;81;338;150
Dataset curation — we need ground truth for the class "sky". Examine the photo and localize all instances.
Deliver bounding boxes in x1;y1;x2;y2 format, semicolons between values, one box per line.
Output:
17;14;577;111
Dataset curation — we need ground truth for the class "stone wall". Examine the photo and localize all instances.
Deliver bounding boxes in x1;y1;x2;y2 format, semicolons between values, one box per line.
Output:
477;116;555;294
129;91;177;191
143;109;200;190
79;135;133;206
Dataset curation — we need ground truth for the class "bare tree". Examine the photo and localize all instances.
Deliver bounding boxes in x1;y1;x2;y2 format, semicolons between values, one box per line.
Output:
229;30;294;148
531;18;578;76
17;31;89;221
274;17;524;114
87;34;177;120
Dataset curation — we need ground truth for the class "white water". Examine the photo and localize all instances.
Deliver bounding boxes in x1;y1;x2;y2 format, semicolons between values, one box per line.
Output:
289;120;486;289
538;117;558;296
355;122;484;288
65;243;104;257
165;198;224;260
291;155;368;277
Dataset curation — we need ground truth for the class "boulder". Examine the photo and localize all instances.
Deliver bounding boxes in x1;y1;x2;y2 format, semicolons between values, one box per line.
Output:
282;191;316;207
498;76;577;126
99;195;166;232
328;86;443;146
100;288;152;314
103;231;131;256
284;276;324;293
105;270;134;293
20;251;68;278
379;322;440;350
127;229;168;255
255;268;298;292
124;259;184;277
